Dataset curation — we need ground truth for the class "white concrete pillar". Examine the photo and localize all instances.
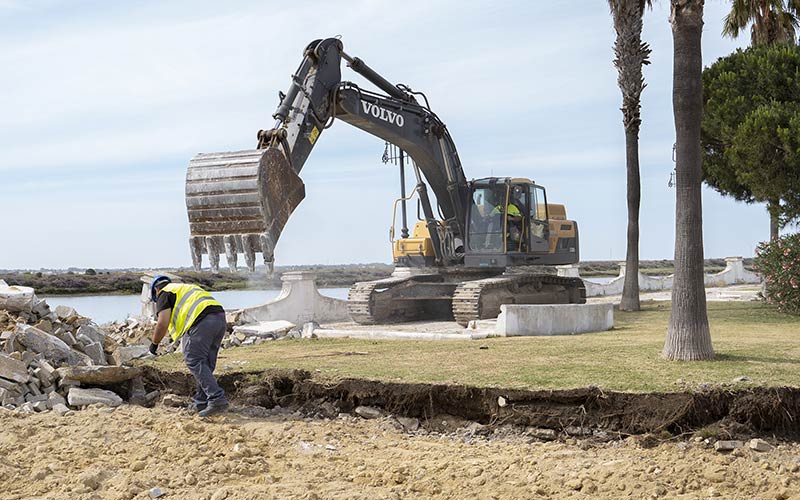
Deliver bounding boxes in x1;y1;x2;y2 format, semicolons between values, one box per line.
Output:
233;271;350;326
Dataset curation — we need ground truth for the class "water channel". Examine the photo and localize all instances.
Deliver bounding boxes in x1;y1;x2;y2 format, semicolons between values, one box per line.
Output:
42;288;351;324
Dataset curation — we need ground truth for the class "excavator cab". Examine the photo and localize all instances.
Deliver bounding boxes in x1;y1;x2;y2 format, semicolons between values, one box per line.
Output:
463;178;578;268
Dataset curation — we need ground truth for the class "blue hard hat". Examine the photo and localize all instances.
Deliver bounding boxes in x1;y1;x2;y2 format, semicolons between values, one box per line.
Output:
150;275;172;302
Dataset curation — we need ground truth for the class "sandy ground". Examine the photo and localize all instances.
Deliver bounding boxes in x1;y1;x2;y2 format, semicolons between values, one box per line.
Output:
1;403;799;500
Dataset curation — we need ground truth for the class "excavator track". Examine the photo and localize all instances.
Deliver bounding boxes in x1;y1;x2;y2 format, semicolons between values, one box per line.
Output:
347;272;585;326
452;274;586;326
347;276;420;325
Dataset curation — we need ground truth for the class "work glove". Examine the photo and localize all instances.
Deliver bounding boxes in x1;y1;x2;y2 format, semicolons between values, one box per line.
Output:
149;342;159;356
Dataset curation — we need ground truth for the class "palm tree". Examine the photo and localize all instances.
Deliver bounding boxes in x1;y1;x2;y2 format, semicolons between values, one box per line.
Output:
722;0;800;239
608;0;653;312
663;0;715;361
723;0;800;46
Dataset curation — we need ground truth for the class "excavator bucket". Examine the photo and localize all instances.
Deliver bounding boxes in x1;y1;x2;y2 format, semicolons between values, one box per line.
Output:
185;148;305;273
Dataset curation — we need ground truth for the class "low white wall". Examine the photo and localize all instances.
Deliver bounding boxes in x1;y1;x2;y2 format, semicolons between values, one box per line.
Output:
557;256;760;298
496;303;614;336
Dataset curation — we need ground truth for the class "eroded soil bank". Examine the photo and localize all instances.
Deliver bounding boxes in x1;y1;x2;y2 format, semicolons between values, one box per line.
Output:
143;367;800;440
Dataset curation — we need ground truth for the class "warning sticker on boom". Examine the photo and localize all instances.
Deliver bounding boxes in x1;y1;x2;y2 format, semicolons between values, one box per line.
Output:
308;126;320;145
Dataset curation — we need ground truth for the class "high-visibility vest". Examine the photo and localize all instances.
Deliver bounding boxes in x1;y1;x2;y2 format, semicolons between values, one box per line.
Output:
161;283;223;341
491;203;521;217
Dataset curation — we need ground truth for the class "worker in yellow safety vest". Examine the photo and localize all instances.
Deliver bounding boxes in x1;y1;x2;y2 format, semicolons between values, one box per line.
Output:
491;200;523;248
149;275;228;417
490;202;521;217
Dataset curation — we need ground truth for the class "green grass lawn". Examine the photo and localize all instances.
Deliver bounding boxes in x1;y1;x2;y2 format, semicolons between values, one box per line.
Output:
149;301;800;393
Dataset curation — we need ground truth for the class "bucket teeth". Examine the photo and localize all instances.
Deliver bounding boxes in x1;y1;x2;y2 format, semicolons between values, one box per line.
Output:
206;236;222;273
224;235;239;273
259;233;275;273
243;235;257;272
189;237;204;271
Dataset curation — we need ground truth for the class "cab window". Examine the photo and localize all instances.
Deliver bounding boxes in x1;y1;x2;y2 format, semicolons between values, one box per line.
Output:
467;185;506;252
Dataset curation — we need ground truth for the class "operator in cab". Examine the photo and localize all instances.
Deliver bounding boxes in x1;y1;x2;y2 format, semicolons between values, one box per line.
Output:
149;275;229;417
491;188;524;250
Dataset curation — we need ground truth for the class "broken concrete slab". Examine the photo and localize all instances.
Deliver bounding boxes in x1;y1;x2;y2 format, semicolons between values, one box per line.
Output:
81;342;107;366
33;319;53;333
15;324;92;367
54;305;78;321
47;391;66;409
25;393;47;403
161;394;187;407
714;440;744;452
232;320;296;338
0;283;35;313
0;376;24;392
749;439;772;452
67;387;123;407
77;324;114;350
21;350;35;366
0;353;30;384
32;367;52;386
396;417;420;431
110;345;151;366
354;406;382;419
53;329;78;347
31;298;51;318
57;365;142;385
52;403;71;416
37;359;57;382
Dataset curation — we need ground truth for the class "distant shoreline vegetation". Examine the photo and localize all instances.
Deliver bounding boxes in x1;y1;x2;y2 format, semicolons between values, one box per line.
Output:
0;259;753;296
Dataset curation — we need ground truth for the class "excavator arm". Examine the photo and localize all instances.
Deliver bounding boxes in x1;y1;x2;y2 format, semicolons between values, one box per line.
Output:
186;38;470;272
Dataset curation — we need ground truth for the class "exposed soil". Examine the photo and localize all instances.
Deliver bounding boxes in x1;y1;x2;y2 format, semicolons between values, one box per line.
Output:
1;401;799;499
143;367;800;440
1;367;799;499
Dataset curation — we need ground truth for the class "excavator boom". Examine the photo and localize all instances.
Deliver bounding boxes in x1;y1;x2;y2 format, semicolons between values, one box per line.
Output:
186;38;469;272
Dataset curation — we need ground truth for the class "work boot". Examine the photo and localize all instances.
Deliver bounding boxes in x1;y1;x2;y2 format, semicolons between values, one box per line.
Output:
186;402;207;414
198;401;229;418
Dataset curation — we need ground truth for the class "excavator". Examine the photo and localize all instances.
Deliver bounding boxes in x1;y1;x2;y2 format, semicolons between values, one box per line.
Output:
185;37;585;326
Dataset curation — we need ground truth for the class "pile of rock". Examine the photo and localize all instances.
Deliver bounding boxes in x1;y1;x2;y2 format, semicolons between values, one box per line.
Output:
103;316;156;346
0;280;153;412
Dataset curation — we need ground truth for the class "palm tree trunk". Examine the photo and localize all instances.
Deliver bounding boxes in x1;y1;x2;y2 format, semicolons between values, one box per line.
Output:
621;126;641;311
663;0;714;361
609;0;651;312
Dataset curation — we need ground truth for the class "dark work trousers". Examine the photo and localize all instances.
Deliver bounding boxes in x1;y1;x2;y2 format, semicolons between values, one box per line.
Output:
180;312;228;407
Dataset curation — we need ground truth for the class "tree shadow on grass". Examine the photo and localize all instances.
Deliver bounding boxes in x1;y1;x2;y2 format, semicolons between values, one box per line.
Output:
714;352;800;365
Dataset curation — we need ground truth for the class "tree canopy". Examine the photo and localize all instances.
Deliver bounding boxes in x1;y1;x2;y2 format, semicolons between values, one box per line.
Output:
701;43;800;227
722;0;800;46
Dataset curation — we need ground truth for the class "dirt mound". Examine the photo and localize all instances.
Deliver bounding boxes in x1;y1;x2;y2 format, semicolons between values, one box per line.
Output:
142;367;800;439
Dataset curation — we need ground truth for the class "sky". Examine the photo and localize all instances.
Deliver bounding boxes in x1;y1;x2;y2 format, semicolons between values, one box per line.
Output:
0;0;767;270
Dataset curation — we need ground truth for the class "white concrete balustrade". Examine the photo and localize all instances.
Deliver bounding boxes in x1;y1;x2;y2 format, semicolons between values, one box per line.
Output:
557;256;760;298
